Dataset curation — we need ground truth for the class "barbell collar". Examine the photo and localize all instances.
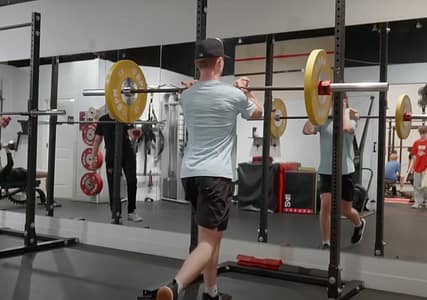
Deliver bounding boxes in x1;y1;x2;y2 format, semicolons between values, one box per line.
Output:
405;113;427;121
328;82;389;93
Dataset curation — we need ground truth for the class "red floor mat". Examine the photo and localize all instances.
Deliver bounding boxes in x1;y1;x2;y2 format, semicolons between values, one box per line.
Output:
384;197;411;204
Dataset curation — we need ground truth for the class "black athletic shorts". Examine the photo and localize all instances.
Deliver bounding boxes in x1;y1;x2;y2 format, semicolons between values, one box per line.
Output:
5;168;27;182
318;174;354;202
182;176;233;231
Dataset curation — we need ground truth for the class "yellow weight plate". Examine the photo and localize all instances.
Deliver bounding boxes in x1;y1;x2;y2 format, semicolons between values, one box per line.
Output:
304;49;333;126
395;94;412;139
270;98;287;138
105;60;147;123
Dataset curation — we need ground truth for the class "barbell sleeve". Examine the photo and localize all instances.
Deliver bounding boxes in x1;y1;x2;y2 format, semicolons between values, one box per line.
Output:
329;82;389;93
82;89;105;96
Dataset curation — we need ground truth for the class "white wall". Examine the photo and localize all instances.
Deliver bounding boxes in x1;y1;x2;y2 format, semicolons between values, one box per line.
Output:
1;0;427;61
0;0;196;61
208;0;427;39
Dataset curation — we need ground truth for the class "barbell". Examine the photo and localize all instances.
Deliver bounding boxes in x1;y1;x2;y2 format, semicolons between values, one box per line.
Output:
0;109;66;116
82;49;388;125
268;94;416;140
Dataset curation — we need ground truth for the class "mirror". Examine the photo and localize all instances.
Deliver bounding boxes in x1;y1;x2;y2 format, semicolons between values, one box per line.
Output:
2;17;426;266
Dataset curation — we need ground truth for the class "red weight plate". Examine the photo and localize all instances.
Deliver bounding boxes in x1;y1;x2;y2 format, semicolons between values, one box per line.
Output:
80;173;102;196
81;148;103;171
82;123;97;146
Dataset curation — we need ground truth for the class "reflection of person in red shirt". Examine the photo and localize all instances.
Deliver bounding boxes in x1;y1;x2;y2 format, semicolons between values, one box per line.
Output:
408;126;427;208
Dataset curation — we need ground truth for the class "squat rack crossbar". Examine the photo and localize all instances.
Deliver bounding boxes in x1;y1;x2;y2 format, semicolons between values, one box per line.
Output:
0;13;78;259
0;22;32;32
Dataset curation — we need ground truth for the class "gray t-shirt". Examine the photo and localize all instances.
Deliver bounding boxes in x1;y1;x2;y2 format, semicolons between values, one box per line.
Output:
316;119;356;175
180;80;256;179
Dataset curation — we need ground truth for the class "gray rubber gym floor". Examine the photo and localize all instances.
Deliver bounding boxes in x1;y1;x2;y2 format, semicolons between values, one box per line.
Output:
0;240;425;300
1;199;426;262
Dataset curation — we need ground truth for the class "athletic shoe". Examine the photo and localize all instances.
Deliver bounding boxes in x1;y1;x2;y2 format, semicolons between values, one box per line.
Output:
320;243;330;250
128;212;143;222
351;218;366;245
156;280;178;300
202;291;232;300
411;203;422;209
110;218;123;225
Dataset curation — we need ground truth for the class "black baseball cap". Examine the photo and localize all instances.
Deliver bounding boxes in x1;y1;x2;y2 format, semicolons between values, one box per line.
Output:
195;38;230;59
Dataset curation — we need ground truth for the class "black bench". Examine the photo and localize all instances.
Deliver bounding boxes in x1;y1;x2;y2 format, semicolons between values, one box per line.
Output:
0;179;46;206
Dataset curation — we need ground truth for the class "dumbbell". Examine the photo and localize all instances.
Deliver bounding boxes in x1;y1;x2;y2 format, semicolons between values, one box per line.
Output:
0;140;16;151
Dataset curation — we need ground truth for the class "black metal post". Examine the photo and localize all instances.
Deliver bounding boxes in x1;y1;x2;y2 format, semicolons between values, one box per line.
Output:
258;34;274;243
387;120;392;160
189;0;208;253
112;122;123;224
24;12;41;246
46;57;59;217
194;0;207;79
391;123;395;153
0;80;3;141
328;0;345;298
375;22;389;257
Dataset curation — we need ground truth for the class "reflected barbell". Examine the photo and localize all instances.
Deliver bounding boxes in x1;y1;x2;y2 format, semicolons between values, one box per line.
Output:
267;94;418;140
82;49;388;125
0;109;66;117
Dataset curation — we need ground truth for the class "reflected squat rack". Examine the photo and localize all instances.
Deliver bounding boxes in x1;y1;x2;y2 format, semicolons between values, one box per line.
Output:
0;12;78;259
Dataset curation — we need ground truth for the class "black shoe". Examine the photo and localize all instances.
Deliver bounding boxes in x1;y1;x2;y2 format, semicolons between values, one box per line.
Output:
351;218;366;245
156;280;178;300
202;292;232;300
320;243;330;250
110;218;123;225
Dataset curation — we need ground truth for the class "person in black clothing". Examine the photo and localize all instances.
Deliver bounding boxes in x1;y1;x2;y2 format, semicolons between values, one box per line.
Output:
92;113;143;224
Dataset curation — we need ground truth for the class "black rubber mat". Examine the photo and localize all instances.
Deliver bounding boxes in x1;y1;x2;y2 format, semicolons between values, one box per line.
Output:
0;244;424;300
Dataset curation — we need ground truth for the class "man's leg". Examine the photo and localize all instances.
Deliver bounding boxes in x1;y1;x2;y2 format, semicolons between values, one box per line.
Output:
341;201;362;226
106;167;114;214
203;236;222;289
342;175;365;245
122;149;141;221
319;193;331;244
176;226;222;288
156;226;222;300
413;172;424;207
157;177;231;300
35;170;48;191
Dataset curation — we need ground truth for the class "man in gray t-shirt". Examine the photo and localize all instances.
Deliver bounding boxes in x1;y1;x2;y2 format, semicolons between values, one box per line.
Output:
303;97;366;250
156;39;262;300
